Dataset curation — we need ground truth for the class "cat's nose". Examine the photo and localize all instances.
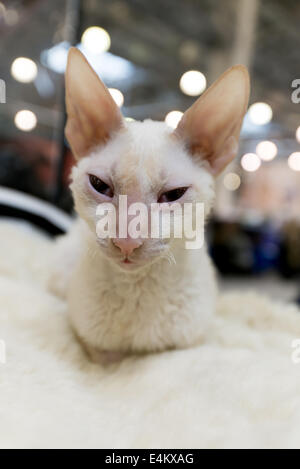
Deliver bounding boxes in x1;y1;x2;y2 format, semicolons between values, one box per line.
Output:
112;237;143;256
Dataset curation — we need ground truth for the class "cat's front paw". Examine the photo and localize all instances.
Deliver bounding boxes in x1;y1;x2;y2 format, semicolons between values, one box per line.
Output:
84;343;126;366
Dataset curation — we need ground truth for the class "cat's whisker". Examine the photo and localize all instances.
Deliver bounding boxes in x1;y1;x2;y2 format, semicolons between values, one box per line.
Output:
168;250;177;266
157;245;176;266
88;244;99;260
167;251;176;266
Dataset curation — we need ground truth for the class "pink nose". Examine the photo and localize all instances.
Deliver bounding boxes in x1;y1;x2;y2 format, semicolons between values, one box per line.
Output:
112;237;143;256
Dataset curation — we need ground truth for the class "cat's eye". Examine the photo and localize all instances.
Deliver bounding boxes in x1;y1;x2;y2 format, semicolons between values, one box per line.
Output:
158;187;189;203
89;174;114;198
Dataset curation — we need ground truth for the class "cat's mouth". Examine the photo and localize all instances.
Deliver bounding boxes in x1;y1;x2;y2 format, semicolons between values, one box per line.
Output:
122;258;133;265
119;256;137;269
118;255;150;271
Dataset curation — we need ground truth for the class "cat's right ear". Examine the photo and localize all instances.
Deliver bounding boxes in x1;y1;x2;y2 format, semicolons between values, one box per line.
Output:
65;48;123;159
174;65;250;176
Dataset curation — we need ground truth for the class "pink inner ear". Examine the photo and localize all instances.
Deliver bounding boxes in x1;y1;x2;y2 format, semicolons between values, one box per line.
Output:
174;65;250;176
210;136;239;175
65;48;123;159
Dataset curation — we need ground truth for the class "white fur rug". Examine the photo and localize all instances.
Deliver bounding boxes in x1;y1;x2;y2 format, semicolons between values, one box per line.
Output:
1;221;300;449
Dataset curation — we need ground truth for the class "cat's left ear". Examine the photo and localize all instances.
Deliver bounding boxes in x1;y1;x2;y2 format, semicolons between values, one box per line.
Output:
65;48;123;159
174;65;250;176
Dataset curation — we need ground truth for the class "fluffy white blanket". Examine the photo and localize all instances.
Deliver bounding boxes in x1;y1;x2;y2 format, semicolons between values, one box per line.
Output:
0;221;300;449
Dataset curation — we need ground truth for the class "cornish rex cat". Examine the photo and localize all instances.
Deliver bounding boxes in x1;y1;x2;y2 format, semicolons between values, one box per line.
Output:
50;48;250;363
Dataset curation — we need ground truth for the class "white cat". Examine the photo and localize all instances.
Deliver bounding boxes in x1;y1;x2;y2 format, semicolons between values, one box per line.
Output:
50;48;250;362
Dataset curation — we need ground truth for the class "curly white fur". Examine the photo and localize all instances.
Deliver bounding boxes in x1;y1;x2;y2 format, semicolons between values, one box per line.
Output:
1;221;300;449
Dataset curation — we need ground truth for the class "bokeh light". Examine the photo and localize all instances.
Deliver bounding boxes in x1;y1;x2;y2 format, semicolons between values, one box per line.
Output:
288;152;300;171
223;173;241;191
5;8;19;26
248;102;273;125
295;126;300;143
11;57;38;83
256;141;278;161
241;153;261;172
179;70;206;96
165;110;183;129
108;88;124;107
14;110;37;132
81;27;111;54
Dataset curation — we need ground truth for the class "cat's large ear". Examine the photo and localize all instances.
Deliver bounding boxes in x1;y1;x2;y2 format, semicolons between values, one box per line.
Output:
174;65;250;176
65;47;123;159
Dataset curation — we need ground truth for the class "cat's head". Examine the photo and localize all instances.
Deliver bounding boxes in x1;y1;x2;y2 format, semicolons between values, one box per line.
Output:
66;48;250;271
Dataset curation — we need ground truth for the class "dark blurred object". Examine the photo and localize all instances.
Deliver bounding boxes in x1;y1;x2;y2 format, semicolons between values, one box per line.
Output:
0;186;72;236
209;218;283;276
251;222;281;273
0;203;67;236
209;220;254;275
0;136;75;212
0;147;48;200
279;221;300;278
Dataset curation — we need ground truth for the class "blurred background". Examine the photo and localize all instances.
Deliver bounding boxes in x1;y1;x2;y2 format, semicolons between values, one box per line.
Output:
0;0;300;302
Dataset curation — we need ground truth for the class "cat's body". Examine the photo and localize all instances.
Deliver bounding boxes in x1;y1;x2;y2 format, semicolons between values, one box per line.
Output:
67;218;217;356
50;48;250;361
